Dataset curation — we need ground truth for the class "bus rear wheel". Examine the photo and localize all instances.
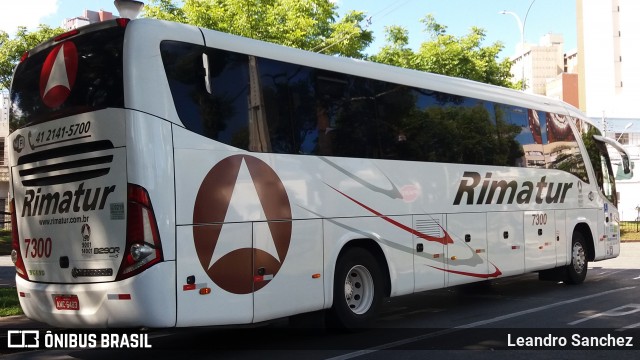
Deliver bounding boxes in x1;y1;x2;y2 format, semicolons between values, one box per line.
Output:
327;247;383;331
565;232;588;285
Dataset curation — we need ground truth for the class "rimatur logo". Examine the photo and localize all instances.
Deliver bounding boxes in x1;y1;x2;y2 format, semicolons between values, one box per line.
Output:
40;41;78;108
193;155;292;294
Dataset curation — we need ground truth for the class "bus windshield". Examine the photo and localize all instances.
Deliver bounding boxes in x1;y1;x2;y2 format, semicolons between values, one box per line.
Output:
9;20;126;131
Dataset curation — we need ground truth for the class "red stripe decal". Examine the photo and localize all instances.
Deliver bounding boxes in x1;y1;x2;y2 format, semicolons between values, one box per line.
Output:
428;264;503;279
329;185;454;245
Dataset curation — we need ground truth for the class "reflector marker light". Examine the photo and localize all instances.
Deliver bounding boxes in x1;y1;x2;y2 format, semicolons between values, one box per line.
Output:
183;283;208;291
253;274;274;283
107;294;132;300
199;288;212;295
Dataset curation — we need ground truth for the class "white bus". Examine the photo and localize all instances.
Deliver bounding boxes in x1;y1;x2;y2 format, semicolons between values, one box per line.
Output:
8;18;630;329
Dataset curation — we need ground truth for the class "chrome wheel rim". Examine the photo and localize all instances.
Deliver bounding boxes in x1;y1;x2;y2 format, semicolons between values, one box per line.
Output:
343;265;374;315
572;241;586;274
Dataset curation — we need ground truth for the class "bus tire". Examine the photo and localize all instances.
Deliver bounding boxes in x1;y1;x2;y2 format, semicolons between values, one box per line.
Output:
327;247;383;331
565;232;588;285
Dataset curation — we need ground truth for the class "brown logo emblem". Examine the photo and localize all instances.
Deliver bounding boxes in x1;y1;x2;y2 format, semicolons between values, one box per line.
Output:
193;155;292;294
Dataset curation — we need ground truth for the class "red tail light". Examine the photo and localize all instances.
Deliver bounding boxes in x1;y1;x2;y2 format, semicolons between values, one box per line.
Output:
116;18;130;28
19;51;29;63
10;199;28;280
116;184;163;281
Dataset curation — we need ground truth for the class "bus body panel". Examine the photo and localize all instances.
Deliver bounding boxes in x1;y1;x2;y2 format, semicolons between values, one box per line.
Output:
176;223;253;326
524;210;558;272
123;19;204;126
413;214;446;292
171;116;611;321
321;216;415;300
10;109;128;284
15;261;176;328
125;111;176;261
445;213;490;286
253;219;324;323
487;212;525;277
555;210;568;266
173;134;326;325
566;209;599;258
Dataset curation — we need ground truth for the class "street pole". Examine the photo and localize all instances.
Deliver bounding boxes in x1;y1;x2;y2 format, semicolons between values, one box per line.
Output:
500;0;537;91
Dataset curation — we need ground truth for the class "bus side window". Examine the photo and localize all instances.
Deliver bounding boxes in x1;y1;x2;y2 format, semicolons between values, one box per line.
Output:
544;113;589;183
161;42;251;149
160;41;208;134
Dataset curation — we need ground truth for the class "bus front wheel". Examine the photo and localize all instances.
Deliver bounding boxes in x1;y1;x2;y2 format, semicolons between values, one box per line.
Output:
327;247;383;330
565;232;588;285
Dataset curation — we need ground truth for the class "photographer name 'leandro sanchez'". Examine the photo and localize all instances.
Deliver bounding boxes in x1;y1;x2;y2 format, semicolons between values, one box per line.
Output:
507;333;635;348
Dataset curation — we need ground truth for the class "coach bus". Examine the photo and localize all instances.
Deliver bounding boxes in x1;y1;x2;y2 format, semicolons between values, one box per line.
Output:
8;18;630;329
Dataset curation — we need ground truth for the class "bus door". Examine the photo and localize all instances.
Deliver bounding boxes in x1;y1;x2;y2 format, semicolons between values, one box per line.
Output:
592;135;626;258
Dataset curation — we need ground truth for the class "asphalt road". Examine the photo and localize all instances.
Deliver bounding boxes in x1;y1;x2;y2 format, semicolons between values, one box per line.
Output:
1;243;639;359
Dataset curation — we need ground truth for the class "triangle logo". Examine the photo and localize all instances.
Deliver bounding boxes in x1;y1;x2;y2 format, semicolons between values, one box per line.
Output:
39;41;78;108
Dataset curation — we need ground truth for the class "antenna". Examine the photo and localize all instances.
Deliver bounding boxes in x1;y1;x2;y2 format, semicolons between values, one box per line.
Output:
114;0;144;19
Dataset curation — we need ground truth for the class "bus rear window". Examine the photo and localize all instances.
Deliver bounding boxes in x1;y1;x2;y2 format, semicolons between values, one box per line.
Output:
9;24;125;131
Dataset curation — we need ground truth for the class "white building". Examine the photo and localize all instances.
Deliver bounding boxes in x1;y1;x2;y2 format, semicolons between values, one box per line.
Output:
578;0;640;220
63;9;114;30
508;33;565;95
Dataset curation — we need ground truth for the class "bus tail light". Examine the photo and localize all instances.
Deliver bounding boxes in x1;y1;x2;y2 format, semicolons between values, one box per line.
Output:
10;199;28;280
116;184;163;281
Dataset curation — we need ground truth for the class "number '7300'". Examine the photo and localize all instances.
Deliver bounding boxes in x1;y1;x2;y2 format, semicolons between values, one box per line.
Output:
24;238;52;259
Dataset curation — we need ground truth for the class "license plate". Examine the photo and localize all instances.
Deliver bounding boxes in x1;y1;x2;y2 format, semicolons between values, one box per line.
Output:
54;295;80;311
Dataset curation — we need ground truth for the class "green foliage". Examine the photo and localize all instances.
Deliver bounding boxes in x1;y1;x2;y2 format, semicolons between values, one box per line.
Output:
144;0;373;58
0;4;517;93
0;25;64;90
370;14;517;89
0;288;22;317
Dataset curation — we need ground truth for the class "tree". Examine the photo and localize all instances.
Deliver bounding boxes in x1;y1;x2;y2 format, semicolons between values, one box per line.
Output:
0;25;64;90
143;0;373;58
371;14;517;89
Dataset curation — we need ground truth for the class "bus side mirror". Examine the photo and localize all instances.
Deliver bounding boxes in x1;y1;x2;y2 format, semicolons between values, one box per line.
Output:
592;134;631;174
622;155;631;174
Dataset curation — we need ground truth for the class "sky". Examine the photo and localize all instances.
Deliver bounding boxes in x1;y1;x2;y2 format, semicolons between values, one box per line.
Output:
0;0;577;59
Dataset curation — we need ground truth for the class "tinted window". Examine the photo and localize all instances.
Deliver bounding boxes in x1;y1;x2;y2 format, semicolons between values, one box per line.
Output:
161;41;251;149
10;23;125;130
575;117;611;187
544;113;588;182
161;42;589;181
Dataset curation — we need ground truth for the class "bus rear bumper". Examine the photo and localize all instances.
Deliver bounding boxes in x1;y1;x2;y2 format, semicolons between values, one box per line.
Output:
15;261;176;329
